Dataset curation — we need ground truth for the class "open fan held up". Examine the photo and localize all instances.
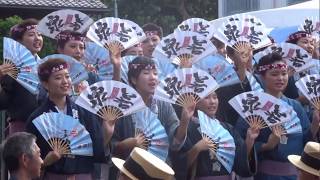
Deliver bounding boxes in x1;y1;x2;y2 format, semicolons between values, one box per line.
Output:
154;67;219;108
295;74;320;110
75;80;147;121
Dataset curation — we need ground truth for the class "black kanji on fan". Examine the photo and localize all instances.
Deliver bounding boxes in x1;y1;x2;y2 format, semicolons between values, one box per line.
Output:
241;94;261;113
306;76;320;96
303;19;314;33
162;38;181;58
115;23;132;42
264;104;287;124
187;36;206;55
46;15;64;34
94;22;111;41
189;72;209;93
163;77;183;99
114;88;136;109
224;24;240;42
179;24;190;31
198;22;210;37
289;49;308;68
270;46;285;56
72;14;84;31
247;26;263;44
87;86;108;108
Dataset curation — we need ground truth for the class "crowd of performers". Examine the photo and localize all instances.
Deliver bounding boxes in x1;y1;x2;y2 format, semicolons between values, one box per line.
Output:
0;9;319;180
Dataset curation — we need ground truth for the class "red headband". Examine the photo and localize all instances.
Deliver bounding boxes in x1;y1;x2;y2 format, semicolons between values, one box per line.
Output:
129;63;156;70
12;24;37;33
287;32;312;42
257;63;288;73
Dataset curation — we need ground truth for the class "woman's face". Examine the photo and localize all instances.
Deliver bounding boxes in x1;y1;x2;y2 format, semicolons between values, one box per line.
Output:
125;46;144;56
58;40;85;61
21;29;43;55
261;61;288;94
297;37;315;55
43;69;72;97
131;68;158;96
196;92;219;118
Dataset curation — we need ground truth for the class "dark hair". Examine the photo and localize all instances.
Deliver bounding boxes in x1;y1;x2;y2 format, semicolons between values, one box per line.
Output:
38;58;68;82
56;30;85;50
1;132;36;172
10;18;39;41
127;56;156;88
286;31;311;44
255;52;284;75
142;23;163;38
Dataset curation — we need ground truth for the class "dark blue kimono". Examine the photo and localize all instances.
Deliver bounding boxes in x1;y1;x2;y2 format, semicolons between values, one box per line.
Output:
26;97;109;175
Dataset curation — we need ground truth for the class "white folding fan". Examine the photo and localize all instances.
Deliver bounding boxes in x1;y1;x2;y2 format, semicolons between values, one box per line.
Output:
122;19;146;43
120;55;138;84
86;17;140;54
198;110;236;173
271;110;302;138
228;91;293;129
299;16;320;42
177;18;215;39
152;30;217;68
37;9;93;39
194;55;240;88
132;108;169;161
83;42;113;80
253;43;314;73
295;74;320;110
2;37;39;94
32;112;93;156
40;54;89;85
75;80;147;121
214;14;271;51
154;67;219;107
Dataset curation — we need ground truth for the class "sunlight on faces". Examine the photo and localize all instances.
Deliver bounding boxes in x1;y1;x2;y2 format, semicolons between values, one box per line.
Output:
297;37;315;55
58;40;85;61
261;61;288;94
141;35;161;58
21;29;43;55
196;92;219;118
131;69;158;96
42;69;72;97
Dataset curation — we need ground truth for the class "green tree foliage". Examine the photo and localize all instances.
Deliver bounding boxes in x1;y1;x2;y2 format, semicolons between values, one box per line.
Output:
103;0;218;35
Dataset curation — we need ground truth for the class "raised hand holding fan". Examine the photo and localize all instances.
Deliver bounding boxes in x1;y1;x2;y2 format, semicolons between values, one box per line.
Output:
75;80;147;121
132;108;169;161
228;91;293;129
198;110;236;173
154;68;219;108
2;37;39;94
86;17;141;54
177;18;215;38
295;74;320;110
40;54;89;85
253;43;314;73
152;31;217;68
83;42;113;80
214;14;271;51
32;112;93;156
37;9;93;39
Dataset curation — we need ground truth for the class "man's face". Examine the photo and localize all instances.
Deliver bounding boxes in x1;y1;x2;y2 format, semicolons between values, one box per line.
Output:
141;35;161;58
25;142;43;178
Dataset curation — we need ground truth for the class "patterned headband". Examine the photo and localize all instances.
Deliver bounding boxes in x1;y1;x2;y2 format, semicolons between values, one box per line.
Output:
12;24;37;33
56;33;86;42
257;63;288;73
287;32;312;42
144;31;160;37
129;63;156;70
39;63;69;76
